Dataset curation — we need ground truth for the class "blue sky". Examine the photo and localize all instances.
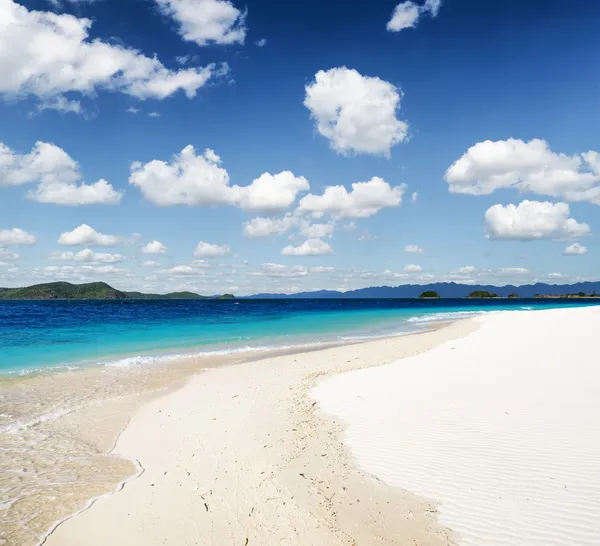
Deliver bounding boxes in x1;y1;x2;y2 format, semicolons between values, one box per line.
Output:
1;0;599;295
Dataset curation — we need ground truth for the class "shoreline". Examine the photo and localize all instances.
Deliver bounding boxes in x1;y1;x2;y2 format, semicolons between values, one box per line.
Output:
0;320;451;546
41;317;477;546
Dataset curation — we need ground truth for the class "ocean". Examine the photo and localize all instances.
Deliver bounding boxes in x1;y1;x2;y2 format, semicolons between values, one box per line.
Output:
1;297;597;376
1;298;598;545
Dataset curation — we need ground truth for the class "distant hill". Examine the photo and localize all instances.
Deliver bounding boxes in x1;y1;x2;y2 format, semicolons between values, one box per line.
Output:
247;281;600;299
0;282;235;300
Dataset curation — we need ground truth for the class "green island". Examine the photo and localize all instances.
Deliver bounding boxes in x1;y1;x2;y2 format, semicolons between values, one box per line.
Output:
418;290;441;298
466;290;498;298
534;292;599;299
0;282;235;300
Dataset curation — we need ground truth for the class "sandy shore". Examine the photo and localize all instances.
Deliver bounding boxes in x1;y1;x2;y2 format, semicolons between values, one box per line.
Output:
315;306;600;545
43;319;476;546
43;306;600;545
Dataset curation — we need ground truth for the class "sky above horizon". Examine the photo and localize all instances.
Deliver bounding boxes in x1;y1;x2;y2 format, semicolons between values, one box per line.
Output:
1;0;600;296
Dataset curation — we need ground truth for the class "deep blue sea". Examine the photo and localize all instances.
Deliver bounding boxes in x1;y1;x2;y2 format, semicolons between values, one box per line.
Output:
1;298;598;375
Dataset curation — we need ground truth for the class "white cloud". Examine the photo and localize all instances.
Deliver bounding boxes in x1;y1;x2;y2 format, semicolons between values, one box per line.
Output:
299;222;335;239
191;259;212;268
304;67;408;156
129;146;308;211
387;0;442;32
0;141;121;205
456;265;476;274
0;228;36;245
148;112;161;118
127;107;140;114
250;263;308;278
404;244;424;254
298;177;405;219
411;191;418;203
155;0;246;47
243;215;295;238
163;265;197;275
49;249;124;263
42;264;131;277
310;266;334;273
256;38;267;47
564;242;588;256
35;95;83;115
404;264;423;272
236;171;309;213
387;1;420;31
0;0;226;107
58;224;121;246
485;200;590;240
445;139;600;204
281;238;333;256
0;248;20;260
142;260;160;267
343;221;357;232
141;240;168;254
488;267;530;277
194;241;231;258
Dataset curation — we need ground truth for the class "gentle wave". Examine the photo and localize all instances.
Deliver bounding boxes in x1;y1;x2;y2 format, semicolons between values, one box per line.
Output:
406;310;491;323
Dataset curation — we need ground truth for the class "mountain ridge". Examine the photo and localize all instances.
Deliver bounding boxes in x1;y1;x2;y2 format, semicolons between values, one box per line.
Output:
0;282;235;300
246;281;600;299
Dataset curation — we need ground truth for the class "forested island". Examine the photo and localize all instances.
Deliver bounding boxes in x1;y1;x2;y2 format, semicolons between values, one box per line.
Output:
0;282;235;300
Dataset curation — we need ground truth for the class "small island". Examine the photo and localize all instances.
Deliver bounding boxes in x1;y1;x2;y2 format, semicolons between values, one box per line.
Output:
534;292;600;299
419;290;441;298
467;290;498;299
0;282;235;301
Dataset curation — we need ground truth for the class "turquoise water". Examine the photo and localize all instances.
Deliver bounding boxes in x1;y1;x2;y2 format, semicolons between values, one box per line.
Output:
1;298;597;375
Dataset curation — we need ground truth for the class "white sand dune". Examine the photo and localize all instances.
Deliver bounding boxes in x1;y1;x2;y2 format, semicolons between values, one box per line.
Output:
314;307;600;546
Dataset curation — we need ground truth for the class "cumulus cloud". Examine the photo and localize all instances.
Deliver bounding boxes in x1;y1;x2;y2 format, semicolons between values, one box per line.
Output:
155;0;246;47
299;222;335;239
564;242;588;256
250;263;308;278
0;0;226;108
487;267;530;277
49;249;124;263
141;240;168;254
298;177;405;219
129;146;308;211
236;171;309;213
0;248;20;260
484;200;590;241
404;244;424;254
310;266;334;273
404;264;423;272
411;191;418;203
35;96;83;116
0;141;121;205
58;224;121;246
194;241;231;258
445;138;600;204
455;265;476;274
387;0;441;32
42;264;131;278
243;215;296;238
162;265;198;275
281;238;333;256
0;228;36;245
142;260;160;267
304;67;408;156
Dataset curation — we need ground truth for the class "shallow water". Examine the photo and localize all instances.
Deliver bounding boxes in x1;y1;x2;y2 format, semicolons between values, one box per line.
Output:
1;298;598;545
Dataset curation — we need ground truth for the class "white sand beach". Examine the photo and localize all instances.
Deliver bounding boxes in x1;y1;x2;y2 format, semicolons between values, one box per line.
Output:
43;307;600;546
